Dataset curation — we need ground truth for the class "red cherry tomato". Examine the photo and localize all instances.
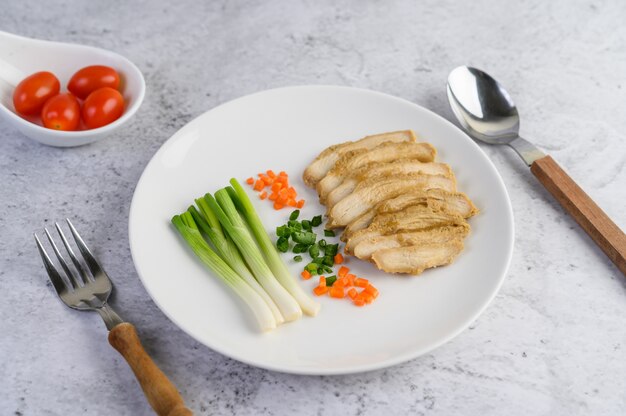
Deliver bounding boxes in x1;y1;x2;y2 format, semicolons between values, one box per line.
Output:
68;65;121;99
82;87;125;129
13;71;60;115
41;93;81;131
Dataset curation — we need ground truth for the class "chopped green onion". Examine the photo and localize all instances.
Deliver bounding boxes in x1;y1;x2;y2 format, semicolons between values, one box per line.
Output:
289;210;300;221
293;243;308;254
322;256;334;267
301;220;312;231
324;229;335;237
318;239;327;248
276;236;289;253
324;243;339;257
325;275;337;286
308;244;320;258
292;231;316;245
311;215;322;227
293;255;303;262
305;263;319;273
276;225;290;238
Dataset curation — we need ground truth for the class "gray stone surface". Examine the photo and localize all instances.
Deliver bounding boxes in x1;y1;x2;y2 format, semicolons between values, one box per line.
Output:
2;0;626;414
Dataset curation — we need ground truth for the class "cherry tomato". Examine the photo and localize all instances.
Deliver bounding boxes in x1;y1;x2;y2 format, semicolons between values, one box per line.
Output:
68;65;121;99
82;87;125;129
13;71;60;115
41;93;81;131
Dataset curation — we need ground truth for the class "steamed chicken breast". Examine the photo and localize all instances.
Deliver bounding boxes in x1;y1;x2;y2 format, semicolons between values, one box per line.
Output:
303;130;416;187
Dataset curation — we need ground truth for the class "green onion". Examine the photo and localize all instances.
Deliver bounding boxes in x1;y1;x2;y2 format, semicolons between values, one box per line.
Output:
230;179;320;316
293;243;308;254
311;215;322;227
324;229;335;237
208;190;302;321
301;220;312;231
292;231;316;245
322;256;334;267
289;210;300;221
276;236;289;253
172;214;276;331
293;255;303;262
325;275;337;286
324;243;339;257
318;239;327;248
188;205;284;325
308;244;320;258
276;225;290;238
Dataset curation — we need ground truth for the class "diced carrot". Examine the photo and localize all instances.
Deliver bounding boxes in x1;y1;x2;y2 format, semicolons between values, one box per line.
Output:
355;277;369;288
334;253;344;264
287;187;297;198
246;177;254;185
278;188;288;198
259;191;268;200
318;276;326;287
301;270;311;280
364;284;379;298
296;200;305;208
287;199;297;207
314;286;329;296
338;276;350;287
338;266;349;278
334;280;345;289
353;297;365;307
347;288;358;300
345;273;356;285
329;286;345;298
271;182;282;192
279;171;288;177
362;292;374;304
259;174;270;184
273;201;284;210
253;179;264;191
268;192;278;201
266;170;276;178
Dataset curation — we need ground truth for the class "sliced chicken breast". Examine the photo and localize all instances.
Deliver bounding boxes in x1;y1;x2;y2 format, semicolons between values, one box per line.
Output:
303;130;416;187
316;142;437;201
327;174;456;228
341;189;478;241
323;160;452;206
371;239;465;274
353;225;470;260
344;205;468;254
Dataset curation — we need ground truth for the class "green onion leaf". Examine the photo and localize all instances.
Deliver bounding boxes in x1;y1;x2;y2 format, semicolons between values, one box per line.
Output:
289;210;300;221
324;243;339;257
301;220;312;231
276;225;290;237
276;236;289;253
293;255;303;262
293;243;308;253
311;215;322;227
323;256;334;267
324;229;335;237
292;231;316;245
318;239;327;248
308;244;320;258
325;275;337;286
305;263;319;273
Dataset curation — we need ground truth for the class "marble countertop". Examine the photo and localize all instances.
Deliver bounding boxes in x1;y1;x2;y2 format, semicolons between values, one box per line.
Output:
2;0;625;414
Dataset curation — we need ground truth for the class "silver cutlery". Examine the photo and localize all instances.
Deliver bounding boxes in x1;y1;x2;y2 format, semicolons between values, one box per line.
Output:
447;66;626;276
34;219;193;416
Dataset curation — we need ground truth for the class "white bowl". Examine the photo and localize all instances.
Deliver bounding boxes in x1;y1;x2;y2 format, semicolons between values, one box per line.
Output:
0;31;145;147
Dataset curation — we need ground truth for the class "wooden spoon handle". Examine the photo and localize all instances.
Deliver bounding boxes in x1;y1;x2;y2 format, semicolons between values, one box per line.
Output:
530;155;626;275
108;323;193;416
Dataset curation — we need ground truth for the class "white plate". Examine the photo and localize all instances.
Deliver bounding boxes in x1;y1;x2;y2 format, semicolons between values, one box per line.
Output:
129;85;514;375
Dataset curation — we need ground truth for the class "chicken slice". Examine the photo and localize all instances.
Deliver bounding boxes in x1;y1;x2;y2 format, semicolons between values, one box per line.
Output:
353;225;470;260
303;130;416;187
324;160;452;206
341;189;478;241
344;205;468;254
371;239;465;274
327;174;456;228
316;142;437;201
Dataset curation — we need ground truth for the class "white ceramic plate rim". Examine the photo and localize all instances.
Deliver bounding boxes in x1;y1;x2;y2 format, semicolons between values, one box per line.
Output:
129;85;514;375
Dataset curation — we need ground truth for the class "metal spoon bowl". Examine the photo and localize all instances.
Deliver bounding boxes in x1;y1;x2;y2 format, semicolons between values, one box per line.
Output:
447;65;626;275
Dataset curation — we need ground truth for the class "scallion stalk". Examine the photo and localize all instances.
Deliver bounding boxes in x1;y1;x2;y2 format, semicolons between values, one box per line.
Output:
229;179;321;316
171;213;276;332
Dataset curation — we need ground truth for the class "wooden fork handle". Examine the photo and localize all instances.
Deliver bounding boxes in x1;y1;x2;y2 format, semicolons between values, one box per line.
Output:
108;323;193;416
530;155;626;275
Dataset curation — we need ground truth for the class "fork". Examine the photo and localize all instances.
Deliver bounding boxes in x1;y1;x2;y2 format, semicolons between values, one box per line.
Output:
34;219;193;416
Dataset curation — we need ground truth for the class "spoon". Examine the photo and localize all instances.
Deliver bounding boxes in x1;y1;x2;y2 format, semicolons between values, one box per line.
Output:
0;31;145;147
447;66;626;275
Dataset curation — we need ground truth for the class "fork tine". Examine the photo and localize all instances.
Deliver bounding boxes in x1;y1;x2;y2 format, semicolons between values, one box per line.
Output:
55;222;91;284
34;233;70;296
44;228;80;289
66;219;103;277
